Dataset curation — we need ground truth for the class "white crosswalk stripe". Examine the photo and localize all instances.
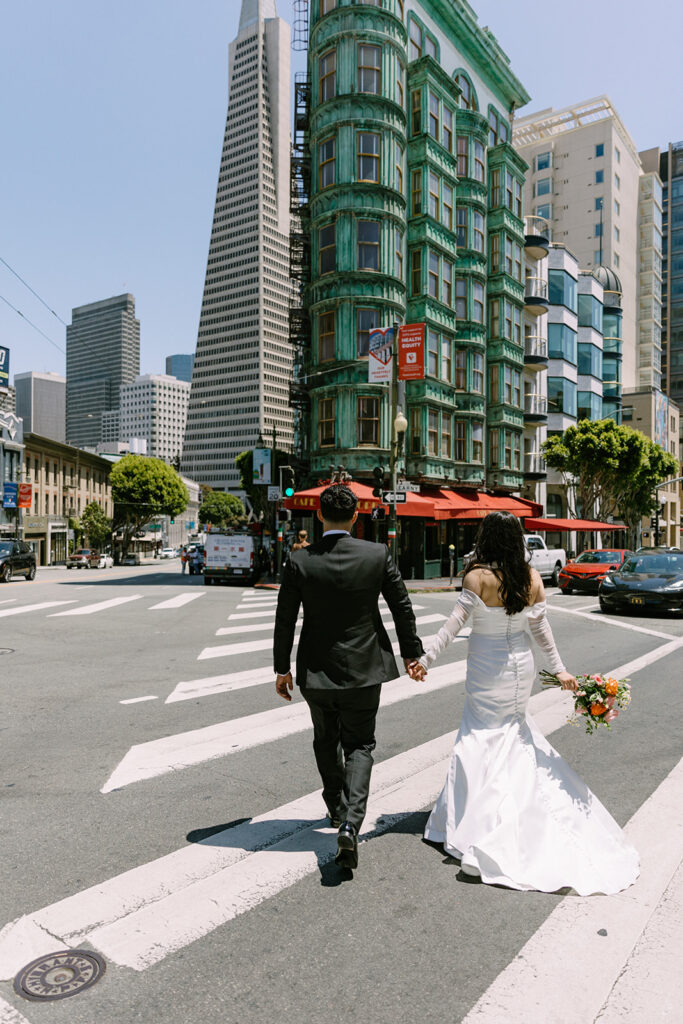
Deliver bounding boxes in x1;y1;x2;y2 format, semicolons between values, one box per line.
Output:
215;610;441;637
101;659;462;793
0;600;76;618
0;685;572;977
0;599;17;607
149;593;205;610
227;601;425;622
49;595;144;617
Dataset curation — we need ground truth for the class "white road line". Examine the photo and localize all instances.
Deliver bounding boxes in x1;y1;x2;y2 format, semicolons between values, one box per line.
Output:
227;601;425;622
548;603;678;640
148;593;205;610
0;684;572;976
0;599;17;606
49;595;144;617
0;995;31;1024
461;756;683;1024
0;601;77;618
166;667;276;703
572;601;599;612
215;611;442;638
101;658;461;793
120;696;159;705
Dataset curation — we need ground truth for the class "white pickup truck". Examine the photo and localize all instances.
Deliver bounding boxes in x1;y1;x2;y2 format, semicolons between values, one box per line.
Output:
524;534;567;586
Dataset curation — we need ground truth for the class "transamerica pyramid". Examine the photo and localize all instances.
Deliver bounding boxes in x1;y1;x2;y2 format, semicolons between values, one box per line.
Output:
181;0;293;492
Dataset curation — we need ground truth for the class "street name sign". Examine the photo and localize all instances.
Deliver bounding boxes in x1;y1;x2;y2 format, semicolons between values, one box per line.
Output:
396;481;420;492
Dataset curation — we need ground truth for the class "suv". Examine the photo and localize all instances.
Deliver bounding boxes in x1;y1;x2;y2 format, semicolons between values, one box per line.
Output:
0;540;37;582
67;548;97;569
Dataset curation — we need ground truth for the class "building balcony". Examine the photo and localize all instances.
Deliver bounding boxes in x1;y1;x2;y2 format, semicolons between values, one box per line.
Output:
524;335;548;370
524;276;549;316
523;393;548;421
524;216;550;259
523;453;547;478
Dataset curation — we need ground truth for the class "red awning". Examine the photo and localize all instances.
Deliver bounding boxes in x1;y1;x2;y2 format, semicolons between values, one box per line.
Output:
284;480;380;513
524;517;627;531
431;490;542;521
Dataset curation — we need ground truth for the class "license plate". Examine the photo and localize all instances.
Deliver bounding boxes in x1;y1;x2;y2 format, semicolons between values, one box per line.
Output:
233;569;243;574
630;595;644;605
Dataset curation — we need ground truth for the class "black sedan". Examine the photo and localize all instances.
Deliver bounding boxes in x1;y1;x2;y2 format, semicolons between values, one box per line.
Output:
599;551;683;614
0;540;37;582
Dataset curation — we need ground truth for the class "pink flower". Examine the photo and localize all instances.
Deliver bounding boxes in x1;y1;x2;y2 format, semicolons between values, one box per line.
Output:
593;674;603;684
576;705;587;714
606;696;616;709
605;710;620;723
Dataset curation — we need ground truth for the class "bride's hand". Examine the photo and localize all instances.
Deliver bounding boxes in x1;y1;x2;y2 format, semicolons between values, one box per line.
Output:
405;659;427;681
556;670;577;691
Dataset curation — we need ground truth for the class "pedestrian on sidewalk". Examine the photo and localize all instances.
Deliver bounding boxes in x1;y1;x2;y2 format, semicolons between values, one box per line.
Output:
180;547;188;574
273;484;423;872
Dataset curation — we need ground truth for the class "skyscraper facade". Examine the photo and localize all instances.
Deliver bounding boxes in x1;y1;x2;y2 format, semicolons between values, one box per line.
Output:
165;353;194;383
15;371;66;442
66;294;140;447
181;0;293;491
119;374;190;462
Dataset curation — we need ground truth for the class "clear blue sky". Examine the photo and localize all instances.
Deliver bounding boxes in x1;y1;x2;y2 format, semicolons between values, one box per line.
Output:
1;0;680;380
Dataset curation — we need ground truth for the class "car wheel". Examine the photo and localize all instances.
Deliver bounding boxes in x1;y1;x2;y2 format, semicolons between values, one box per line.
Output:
27;565;36;581
599;597;614;614
1;564;11;583
550;564;561;587
562;584;573;595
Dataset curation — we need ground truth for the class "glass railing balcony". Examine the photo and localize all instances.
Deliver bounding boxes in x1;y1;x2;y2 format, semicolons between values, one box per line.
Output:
523;453;547;477
523;216;551;259
524;276;549;315
524;335;548;368
603;336;622;356
523;393;548;418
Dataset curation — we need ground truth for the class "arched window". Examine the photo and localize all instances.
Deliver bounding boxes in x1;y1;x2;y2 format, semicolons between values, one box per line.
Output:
453;70;478;111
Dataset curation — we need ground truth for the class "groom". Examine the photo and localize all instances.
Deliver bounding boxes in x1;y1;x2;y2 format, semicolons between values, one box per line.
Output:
273;484;424;870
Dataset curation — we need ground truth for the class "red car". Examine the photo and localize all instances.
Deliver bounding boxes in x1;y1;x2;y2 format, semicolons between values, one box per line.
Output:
558;549;632;595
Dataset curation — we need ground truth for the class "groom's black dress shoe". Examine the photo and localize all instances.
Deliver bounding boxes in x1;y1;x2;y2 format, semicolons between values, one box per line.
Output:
335;822;358;869
327;813;342;829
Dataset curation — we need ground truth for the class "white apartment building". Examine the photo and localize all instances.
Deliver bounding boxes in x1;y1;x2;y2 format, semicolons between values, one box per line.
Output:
514;97;647;396
181;0;294;492
119;374;189;462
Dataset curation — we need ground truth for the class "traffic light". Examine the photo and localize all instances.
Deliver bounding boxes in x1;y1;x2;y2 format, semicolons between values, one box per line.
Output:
170;518;175;525
372;464;385;498
371;507;386;521
280;466;296;497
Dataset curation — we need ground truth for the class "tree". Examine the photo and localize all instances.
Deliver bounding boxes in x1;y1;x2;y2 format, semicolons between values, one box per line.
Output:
80;502;112;550
110;455;188;557
198;491;245;530
542;420;678;548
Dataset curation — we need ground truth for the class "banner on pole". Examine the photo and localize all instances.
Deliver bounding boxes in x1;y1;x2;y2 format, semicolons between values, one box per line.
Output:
2;482;17;508
398;323;425;380
368;327;393;383
18;483;32;508
0;346;9;388
252;447;271;485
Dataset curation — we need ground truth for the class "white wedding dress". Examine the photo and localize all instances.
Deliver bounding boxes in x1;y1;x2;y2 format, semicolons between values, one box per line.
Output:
419;588;639;895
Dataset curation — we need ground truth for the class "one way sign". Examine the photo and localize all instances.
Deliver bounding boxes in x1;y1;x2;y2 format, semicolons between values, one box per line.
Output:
382;491;407;503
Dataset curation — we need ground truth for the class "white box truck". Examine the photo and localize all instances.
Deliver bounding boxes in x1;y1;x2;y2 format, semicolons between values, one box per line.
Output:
204;533;261;585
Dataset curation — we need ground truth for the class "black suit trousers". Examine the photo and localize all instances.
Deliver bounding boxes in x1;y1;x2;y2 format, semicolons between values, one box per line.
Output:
301;685;382;832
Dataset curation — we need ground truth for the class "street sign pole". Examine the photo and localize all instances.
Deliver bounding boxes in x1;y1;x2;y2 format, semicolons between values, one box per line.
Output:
388;322;399;559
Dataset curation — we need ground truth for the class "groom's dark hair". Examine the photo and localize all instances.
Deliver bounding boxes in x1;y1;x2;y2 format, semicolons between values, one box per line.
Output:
320;484;358;524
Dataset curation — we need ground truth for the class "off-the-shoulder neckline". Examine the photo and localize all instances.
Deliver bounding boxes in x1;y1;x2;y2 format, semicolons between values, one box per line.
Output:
463;590;547;612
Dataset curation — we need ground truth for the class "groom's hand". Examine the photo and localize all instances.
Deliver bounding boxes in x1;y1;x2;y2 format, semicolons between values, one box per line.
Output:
275;672;294;701
404;658;426;681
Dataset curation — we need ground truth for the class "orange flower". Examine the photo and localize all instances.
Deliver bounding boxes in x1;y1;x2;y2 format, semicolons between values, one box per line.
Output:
590;702;608;716
605;680;619;697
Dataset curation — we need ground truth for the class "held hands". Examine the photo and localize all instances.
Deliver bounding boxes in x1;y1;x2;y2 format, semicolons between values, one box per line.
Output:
405;658;427;682
275;672;294;701
555;670;578;692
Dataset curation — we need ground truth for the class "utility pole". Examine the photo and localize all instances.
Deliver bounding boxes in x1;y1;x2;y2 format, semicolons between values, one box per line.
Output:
388;323;399;560
271;425;279;580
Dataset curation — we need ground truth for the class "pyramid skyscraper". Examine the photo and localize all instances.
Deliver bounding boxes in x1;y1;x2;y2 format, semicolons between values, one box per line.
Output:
182;0;293;491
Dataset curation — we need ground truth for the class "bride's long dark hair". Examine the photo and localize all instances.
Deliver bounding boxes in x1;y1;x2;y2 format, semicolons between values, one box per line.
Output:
465;511;533;615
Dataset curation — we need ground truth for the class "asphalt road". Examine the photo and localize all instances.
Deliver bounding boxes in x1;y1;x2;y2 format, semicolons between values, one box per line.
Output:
1;561;681;1023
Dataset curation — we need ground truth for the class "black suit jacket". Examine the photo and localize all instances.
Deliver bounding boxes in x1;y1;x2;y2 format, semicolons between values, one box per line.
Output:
273;534;424;689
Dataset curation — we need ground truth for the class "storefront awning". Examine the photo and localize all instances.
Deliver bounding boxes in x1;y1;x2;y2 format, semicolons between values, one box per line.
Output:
523;517;627;531
284;481;380;513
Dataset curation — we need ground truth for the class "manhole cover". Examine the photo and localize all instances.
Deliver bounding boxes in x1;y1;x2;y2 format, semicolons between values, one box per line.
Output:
0;648;14;655
13;950;105;1001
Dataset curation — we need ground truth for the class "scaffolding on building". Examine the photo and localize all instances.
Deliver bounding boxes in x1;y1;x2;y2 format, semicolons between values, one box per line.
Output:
289;71;312;470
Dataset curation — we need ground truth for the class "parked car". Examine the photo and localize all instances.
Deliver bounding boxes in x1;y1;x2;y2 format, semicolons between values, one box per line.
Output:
67;548;97;569
558;549;632;595
0;540;37;582
160;547;176;559
599;550;683;614
90;553;114;568
524;535;567;586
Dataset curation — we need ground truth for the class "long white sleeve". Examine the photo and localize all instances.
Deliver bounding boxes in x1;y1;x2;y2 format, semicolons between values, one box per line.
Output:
418;588;478;669
526;601;566;674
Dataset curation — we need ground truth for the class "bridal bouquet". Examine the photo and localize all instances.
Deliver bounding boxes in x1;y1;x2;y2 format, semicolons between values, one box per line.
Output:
540;671;632;735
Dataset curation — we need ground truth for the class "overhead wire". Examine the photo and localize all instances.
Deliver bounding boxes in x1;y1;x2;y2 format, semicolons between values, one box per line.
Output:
0;255;68;326
0;293;65;355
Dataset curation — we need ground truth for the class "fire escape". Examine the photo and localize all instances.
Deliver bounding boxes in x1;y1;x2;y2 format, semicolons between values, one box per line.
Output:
289;70;312;470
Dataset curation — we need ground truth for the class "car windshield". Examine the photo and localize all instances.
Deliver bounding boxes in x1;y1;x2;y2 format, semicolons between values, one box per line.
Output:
621;554;683;574
0;542;13;554
575;551;624;564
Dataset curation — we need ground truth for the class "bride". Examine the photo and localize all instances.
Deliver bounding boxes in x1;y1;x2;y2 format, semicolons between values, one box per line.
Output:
407;511;639;895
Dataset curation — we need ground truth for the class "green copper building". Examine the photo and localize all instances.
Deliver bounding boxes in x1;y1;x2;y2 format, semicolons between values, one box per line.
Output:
295;0;536;575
